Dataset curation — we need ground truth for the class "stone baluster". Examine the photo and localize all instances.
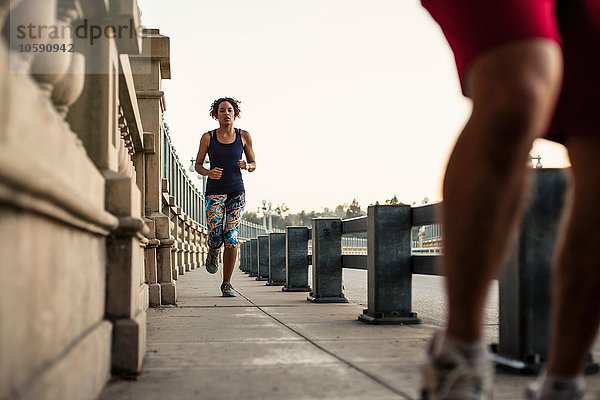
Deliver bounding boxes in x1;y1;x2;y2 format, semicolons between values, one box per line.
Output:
130;29;174;305
177;212;184;275
5;0;56;74
51;51;85;119
31;0;79;93
193;222;199;269
183;215;190;272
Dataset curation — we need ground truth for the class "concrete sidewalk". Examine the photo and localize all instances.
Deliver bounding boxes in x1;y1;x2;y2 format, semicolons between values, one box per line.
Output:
99;266;600;400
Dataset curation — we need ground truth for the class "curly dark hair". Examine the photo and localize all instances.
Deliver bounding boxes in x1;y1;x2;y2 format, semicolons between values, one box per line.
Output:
209;97;242;120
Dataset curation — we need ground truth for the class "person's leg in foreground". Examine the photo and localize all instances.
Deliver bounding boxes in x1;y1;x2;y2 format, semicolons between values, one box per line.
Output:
421;39;562;400
524;136;600;399
205;194;226;275
219;191;245;297
535;4;600;396
421;0;600;398
419;2;566;396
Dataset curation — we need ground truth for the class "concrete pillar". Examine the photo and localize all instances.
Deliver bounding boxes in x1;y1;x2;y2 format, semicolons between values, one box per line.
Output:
256;235;269;281
68;18;148;374
308;219;348;303
283;227;311;292
176;211;185;276
495;169;598;374
143;218;161;306
250;238;259;277
358;205;419;324
267;233;286;286
130;29;175;305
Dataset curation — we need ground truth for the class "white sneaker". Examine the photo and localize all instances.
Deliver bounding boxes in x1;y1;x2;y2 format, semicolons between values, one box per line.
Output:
421;331;493;400
525;372;585;400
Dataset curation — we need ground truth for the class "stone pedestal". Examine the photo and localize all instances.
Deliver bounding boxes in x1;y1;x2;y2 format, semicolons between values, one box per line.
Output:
104;171;148;375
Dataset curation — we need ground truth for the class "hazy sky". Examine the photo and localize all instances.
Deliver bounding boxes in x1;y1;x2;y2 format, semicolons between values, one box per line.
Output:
137;0;570;214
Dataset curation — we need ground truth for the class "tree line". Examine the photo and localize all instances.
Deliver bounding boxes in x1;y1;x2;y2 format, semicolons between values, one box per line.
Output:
244;195;407;230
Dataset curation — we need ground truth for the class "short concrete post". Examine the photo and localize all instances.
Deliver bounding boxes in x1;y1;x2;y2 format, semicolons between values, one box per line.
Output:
283;227;311;292
239;241;246;272
267;233;286;286
244;241;251;273
241;241;246;272
176;213;185;276
494;169;599;374
308;218;348;303
250;238;258;277
239;241;245;272
256;235;269;281
359;205;420;324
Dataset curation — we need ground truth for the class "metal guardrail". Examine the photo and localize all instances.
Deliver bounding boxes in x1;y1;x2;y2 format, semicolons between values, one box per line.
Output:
159;127;598;375
162;122;205;226
239;169;599;375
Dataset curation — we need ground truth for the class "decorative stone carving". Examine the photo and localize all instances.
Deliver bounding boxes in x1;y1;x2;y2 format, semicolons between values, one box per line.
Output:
117;106;136;178
51;50;84;118
4;0;57;74
31;2;77;93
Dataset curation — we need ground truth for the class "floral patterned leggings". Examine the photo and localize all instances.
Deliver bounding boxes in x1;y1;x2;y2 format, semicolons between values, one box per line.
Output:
205;191;245;249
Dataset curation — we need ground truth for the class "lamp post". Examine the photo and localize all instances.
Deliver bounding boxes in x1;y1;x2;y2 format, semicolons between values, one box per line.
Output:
189;157;210;194
261;199;273;233
529;154;543;169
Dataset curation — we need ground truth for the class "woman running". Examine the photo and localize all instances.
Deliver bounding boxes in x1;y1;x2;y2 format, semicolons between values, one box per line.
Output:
195;97;256;297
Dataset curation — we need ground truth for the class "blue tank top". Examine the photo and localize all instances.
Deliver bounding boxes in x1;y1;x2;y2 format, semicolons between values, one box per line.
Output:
205;128;245;195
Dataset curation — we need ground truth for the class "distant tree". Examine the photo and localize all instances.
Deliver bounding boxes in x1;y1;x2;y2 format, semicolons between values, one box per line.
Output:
346;198;365;218
243;211;262;225
383;195;409;205
298;210;310;226
385;195;400;205
275;203;289;217
334;204;347;219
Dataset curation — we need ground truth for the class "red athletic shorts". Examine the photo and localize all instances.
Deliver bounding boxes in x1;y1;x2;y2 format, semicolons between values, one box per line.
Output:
422;0;600;142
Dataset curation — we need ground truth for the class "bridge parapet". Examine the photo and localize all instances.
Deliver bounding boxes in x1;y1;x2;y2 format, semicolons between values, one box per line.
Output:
0;0;153;397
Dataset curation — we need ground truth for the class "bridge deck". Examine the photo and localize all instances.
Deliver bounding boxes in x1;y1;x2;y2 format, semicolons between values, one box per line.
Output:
99;267;600;400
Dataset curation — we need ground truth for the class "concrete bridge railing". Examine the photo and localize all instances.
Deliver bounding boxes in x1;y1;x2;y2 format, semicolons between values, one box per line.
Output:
239;169;599;375
0;0;227;397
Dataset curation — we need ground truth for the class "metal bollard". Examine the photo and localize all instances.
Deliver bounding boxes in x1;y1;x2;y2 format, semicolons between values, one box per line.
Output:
282;226;311;292
493;168;599;374
256;235;269;281
239;241;245;272
358;205;420;324
307;218;348;303
241;241;249;273
245;241;251;273
250;238;258;277
244;241;251;273
267;233;286;286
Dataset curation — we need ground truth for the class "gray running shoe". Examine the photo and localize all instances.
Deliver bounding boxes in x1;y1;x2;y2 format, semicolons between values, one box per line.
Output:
220;282;236;297
525;372;585;400
205;248;219;274
421;331;493;400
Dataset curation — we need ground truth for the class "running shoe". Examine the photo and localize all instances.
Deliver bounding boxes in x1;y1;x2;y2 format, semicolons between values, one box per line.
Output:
525;372;585;400
421;331;493;400
221;282;236;297
205;248;219;274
